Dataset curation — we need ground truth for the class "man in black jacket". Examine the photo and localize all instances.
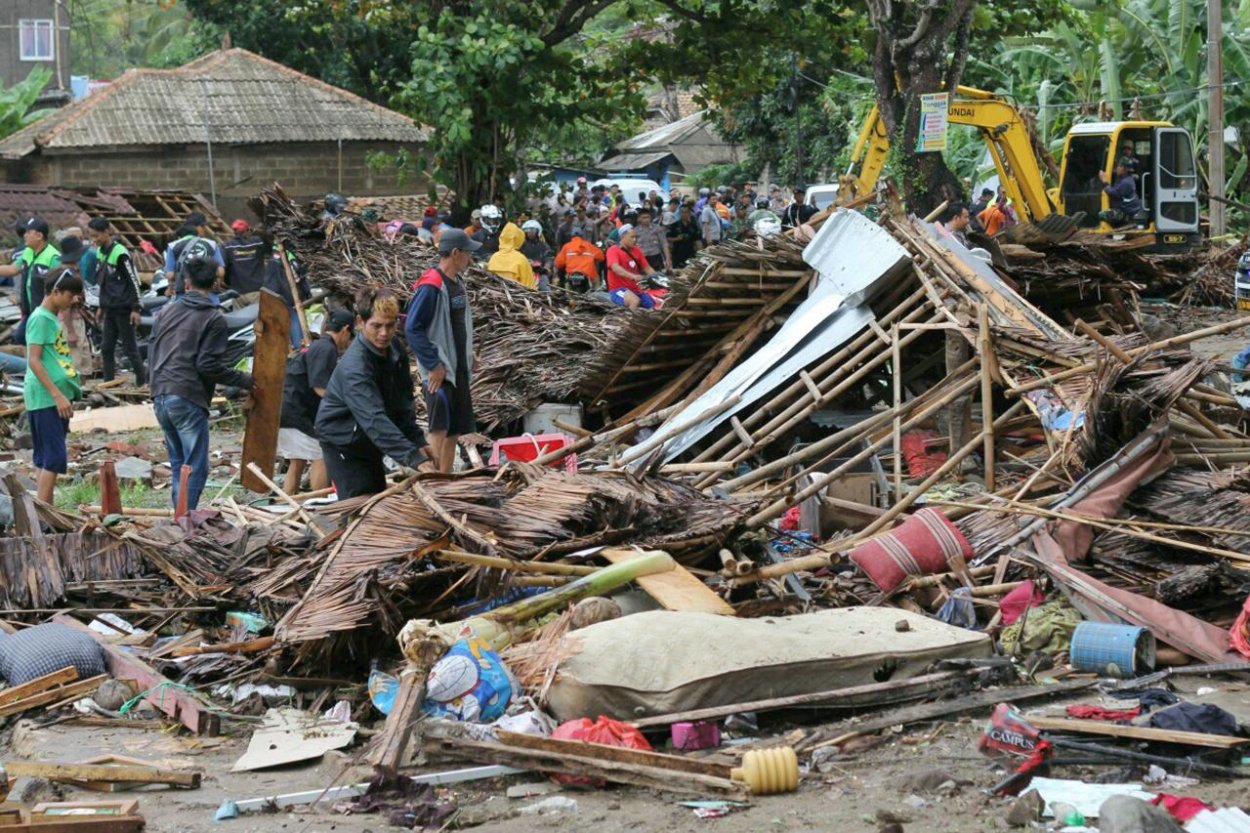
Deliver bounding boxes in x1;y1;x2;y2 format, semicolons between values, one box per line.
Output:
316;287;429;498
150;255;253;510
86;218;145;385
222;219;267;303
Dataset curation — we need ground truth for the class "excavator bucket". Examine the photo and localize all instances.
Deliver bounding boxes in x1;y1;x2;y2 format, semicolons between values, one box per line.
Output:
999;212;1085;245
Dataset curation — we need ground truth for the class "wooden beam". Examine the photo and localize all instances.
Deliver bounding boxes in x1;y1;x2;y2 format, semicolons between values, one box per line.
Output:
1027;716;1249;748
0;675;107;718
4;761;200;788
0;667;77;707
368;669;425;776
240;289;290;493
601;548;734;615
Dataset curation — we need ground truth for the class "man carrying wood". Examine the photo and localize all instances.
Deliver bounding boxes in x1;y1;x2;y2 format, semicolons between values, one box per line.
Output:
317;287;430;496
405;230;479;473
150;255;253;510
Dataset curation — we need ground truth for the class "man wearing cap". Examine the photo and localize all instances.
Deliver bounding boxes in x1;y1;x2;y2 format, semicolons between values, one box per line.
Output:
700;193;725;246
222;219;266;304
782;187;816;229
87;217;145;385
164;212;224;295
1099;158;1145;227
278;308;355;494
0;218;61;345
405;229;479;473
463;208;484;236
554;208;578;251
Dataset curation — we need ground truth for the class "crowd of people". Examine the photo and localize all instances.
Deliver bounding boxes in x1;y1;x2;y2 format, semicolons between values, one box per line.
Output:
0;178;817;507
403;179;818;309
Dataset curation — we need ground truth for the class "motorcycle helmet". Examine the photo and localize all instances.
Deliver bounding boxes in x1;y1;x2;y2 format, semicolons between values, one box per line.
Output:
754;217;782;238
323;193;348;217
480;204;503;234
699;187;710;197
522;219;543;236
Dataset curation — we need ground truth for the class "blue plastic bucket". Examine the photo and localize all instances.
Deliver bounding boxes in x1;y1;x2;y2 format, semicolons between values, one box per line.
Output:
1070;621;1157;678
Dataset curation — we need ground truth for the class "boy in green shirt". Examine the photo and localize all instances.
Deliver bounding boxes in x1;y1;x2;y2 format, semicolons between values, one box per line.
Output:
24;268;83;503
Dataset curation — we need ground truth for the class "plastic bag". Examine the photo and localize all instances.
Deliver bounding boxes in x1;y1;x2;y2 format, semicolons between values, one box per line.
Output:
550;716;653;787
1232;594;1250;659
422;637;516;723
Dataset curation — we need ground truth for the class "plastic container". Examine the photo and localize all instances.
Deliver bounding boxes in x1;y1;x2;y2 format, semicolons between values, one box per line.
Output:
490;433;579;472
1069;621;1156;678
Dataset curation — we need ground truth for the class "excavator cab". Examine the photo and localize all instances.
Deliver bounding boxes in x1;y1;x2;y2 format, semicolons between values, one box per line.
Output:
1057;123;1200;249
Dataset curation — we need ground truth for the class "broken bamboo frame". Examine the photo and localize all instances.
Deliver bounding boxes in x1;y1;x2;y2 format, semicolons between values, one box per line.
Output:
979;304;996;491
1007;315;1250;397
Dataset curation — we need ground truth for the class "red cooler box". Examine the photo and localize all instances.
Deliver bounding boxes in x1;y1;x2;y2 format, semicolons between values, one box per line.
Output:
490;433;578;472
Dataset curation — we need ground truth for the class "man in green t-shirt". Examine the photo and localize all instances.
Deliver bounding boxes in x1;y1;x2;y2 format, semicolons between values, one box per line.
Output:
24;267;83;504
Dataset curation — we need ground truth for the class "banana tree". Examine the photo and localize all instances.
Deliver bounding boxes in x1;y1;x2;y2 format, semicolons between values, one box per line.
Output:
0;68;53;140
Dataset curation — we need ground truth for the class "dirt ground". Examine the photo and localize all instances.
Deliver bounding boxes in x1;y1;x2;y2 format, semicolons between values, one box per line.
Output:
3;677;1247;832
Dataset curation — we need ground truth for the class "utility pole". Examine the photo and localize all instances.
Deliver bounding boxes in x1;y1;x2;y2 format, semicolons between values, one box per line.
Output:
792;53;803;186
1209;0;1226;237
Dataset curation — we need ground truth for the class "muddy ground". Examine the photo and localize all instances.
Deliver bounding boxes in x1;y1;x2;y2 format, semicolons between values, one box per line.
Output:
3;677;1246;832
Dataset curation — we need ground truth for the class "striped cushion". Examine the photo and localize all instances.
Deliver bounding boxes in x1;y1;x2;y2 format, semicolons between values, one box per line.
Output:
849;508;973;594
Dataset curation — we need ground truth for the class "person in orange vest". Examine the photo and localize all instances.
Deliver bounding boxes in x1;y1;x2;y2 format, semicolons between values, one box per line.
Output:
554;234;605;292
978;197;1010;236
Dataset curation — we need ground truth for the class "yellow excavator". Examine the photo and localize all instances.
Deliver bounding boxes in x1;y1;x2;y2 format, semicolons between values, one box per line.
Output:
842;86;1201;249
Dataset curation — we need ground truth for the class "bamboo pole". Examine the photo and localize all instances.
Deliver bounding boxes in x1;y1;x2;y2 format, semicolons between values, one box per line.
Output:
892;322;903;499
246;462;323;538
979;305;996;491
434;550;597;576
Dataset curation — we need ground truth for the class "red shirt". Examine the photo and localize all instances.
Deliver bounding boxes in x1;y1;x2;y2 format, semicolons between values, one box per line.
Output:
606;244;650;294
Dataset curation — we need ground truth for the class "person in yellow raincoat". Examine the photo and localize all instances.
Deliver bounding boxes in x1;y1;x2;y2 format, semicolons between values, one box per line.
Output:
486;222;536;290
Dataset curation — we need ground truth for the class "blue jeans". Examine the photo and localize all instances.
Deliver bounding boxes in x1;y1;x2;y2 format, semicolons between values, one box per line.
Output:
154;394;210;510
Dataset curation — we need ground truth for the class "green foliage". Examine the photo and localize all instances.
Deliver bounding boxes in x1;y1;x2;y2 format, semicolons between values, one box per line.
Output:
686;160;756;189
0;68;54;140
69;0;220;78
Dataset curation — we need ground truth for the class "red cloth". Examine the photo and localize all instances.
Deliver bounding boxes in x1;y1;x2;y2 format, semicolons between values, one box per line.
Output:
999;579;1045;626
899;431;947;477
606;244;650;294
551;717;653;787
779;505;802;532
849;507;973;593
1232;593;1250;659
1151;794;1212;823
1065;704;1141;721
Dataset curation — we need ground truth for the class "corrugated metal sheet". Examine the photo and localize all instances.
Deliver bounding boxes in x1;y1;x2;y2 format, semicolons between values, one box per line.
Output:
616;111;707;151
624;211;910;463
0;49;426;159
599;151;672;171
1187;807;1250;832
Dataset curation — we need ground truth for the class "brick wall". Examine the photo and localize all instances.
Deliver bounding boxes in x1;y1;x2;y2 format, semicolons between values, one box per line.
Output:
5;140;429;219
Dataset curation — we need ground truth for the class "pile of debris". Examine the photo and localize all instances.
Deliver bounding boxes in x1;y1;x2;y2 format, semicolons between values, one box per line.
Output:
2;184;1250;829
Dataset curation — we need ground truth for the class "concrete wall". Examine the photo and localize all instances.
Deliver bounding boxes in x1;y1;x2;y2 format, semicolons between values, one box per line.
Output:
4;140;428;220
0;0;72;100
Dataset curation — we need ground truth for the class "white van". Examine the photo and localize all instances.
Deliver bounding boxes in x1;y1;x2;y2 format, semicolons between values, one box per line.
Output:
591;177;667;204
804;183;840;210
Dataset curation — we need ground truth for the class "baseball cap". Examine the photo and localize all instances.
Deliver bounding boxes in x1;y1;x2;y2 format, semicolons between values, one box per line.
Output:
231;219;250;233
563;208;575;216
186;211;208;227
470;209;482;220
24;217;50;238
325;308;355;332
438;228;482;255
59;234;85;263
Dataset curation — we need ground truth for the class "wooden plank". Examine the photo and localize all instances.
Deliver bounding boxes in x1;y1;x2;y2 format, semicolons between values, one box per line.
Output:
31;800;140;816
1027;716;1250;748
601;548;734;615
70;404;160;434
368;670;424;776
239;289;290;493
630;670;972;729
11;816;146;833
0;675;105;717
496;730;729;777
430;735;747;798
4;761;199;788
0;667;77;707
51;615;219;735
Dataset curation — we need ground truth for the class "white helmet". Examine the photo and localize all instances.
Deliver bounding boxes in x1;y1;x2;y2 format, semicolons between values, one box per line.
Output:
480;204;503;233
521;219;543;236
754;217;782;238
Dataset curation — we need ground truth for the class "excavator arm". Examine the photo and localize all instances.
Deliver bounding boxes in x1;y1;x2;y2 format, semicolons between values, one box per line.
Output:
845;87;1061;226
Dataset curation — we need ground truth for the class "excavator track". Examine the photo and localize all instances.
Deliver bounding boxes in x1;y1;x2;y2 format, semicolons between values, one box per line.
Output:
999;212;1084;245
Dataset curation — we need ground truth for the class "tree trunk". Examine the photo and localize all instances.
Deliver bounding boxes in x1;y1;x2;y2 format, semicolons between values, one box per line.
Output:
868;0;977;215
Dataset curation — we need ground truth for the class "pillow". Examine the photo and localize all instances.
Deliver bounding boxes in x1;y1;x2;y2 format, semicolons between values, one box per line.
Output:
0;622;106;685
